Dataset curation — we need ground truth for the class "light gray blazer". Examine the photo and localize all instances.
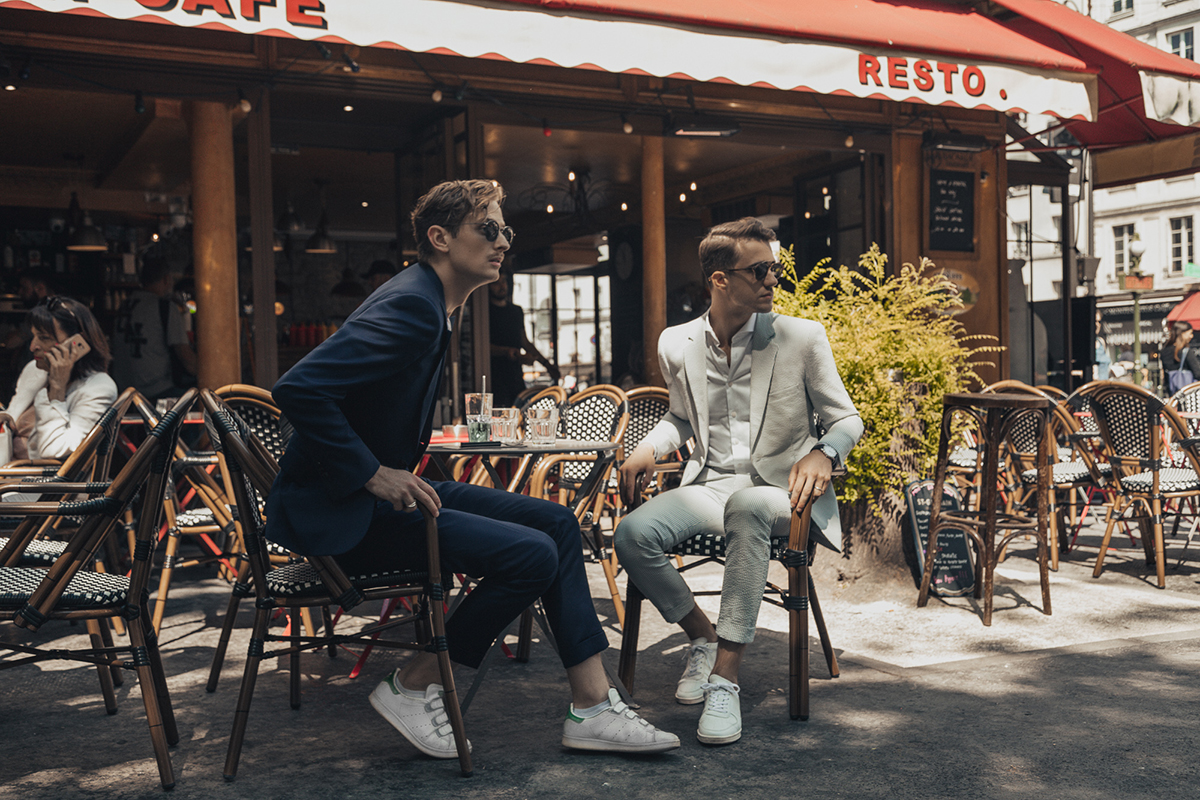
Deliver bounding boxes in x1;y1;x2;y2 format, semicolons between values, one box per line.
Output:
641;312;864;550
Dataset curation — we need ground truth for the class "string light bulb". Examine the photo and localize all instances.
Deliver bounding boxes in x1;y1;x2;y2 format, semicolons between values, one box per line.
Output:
844;134;855;148
343;104;354;112
622;115;633;134
568;171;576;182
621;202;628;211
689;182;697;191
237;88;252;114
546;204;554;213
679;193;687;202
431;88;443;103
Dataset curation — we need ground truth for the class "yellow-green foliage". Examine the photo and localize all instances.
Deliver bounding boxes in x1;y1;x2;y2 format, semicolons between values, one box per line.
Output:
774;244;999;505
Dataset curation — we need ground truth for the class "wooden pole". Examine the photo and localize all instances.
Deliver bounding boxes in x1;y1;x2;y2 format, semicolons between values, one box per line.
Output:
641;135;667;387
187;99;241;389
248;89;279;388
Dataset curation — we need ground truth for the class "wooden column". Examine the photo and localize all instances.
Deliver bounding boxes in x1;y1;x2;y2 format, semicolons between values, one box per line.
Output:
187;99;241;390
641;135;667;387
248;89;279;388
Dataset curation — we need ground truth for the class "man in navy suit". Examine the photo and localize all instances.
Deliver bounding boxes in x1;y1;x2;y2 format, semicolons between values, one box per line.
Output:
267;180;678;759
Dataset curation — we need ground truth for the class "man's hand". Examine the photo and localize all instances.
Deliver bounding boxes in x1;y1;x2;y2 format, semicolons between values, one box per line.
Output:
365;465;442;517
787;449;834;513
619;443;657;508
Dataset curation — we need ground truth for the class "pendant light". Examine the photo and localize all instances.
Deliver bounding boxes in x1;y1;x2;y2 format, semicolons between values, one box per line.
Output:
305;180;337;254
66;192;108;252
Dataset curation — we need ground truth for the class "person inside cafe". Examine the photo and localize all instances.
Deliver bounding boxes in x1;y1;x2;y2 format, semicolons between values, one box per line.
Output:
616;217;863;746
0;296;115;463
110;257;197;401
266;178;679;760
488;268;560;406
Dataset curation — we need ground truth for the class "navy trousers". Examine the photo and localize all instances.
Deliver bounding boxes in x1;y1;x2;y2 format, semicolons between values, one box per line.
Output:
334;480;608;671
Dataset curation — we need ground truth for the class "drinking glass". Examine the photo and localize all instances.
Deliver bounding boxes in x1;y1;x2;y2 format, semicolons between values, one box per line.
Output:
526;406;558;446
465;392;493;443
491;407;521;445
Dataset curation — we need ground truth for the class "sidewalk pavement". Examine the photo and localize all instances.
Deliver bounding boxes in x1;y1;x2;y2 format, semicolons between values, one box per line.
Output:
3;520;1200;800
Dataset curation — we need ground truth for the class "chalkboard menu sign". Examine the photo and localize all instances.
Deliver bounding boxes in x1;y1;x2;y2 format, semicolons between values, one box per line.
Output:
929;169;975;252
905;479;975;597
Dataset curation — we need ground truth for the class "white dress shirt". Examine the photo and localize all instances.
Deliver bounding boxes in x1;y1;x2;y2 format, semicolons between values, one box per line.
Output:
702;312;757;473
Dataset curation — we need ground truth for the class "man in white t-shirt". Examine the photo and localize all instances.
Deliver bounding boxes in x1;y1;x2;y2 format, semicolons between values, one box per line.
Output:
111;259;196;400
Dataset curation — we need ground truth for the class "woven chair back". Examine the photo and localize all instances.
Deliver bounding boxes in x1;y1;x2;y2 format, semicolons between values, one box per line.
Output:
559;385;628;485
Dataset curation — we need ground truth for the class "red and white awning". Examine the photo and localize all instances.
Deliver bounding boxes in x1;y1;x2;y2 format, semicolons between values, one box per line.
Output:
1;0;1099;119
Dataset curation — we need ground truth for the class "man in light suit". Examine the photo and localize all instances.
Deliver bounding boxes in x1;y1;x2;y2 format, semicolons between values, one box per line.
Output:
616;217;863;746
268;179;678;761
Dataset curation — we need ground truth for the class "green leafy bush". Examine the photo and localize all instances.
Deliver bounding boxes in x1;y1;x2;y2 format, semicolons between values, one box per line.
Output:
774;244;999;505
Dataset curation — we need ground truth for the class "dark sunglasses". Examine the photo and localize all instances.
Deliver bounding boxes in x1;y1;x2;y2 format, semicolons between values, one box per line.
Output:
723;261;783;282
42;296;80;325
477;219;515;245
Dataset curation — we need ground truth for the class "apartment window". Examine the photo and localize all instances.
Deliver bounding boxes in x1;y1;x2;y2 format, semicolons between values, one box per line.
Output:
1112;0;1132;13
1011;221;1029;259
1114;224;1135;272
1171;216;1194;273
1170;29;1195;61
1052;216;1062;253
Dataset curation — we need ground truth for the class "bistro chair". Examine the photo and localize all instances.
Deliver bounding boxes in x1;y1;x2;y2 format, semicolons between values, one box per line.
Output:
1088;381;1200;588
527;384;629;616
617;490;837;721
0;390;198;790
199;390;471;779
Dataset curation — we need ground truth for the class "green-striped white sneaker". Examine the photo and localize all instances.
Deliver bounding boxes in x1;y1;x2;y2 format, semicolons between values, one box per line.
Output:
369;670;470;759
562;688;680;753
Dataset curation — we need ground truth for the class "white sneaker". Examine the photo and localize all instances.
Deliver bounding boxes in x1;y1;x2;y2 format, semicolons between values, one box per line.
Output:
696;675;741;745
369;670;470;759
676;638;718;704
562;688;681;753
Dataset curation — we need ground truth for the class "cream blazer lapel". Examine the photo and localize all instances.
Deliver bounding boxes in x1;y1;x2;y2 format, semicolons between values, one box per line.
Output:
749;313;778;451
682;318;709;455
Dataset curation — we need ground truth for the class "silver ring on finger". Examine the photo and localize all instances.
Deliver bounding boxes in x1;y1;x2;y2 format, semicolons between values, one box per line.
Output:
404;500;418;509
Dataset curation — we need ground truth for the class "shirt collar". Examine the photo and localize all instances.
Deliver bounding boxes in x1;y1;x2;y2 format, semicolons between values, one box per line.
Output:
704;312;757;348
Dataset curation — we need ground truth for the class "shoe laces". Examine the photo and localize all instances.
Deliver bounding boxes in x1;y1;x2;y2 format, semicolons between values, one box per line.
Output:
701;681;740;714
681;643;714;681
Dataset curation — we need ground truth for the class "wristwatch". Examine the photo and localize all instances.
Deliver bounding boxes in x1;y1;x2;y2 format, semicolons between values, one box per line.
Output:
812;443;840;467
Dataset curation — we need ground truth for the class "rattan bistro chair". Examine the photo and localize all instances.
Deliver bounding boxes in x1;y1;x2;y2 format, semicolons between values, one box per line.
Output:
0;390;198;790
199;391;472;779
617;491;837;721
1088;381;1200;588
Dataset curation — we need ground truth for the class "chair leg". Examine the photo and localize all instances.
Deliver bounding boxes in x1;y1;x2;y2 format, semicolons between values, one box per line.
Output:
151;523;182;634
617;580;644;695
207;562;251;693
601;557;624;627
289;607;302;709
127;607;177;790
86;618;119;716
515;608;533;663
322;606;337;658
1152;497;1167;589
224;607;270;781
426;572;472;775
96;616;125;688
1093;496;1125;578
142;607;180;745
788;554;810;721
808;575;839;679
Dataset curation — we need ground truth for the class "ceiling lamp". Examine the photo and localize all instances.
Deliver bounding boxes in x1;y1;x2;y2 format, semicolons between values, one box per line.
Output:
65;192;108;252
276;201;304;235
665;113;740;138
305;210;337;254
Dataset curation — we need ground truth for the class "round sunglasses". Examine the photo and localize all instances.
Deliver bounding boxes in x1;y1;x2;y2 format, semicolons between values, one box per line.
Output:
722;261;783;282
477;219;515;245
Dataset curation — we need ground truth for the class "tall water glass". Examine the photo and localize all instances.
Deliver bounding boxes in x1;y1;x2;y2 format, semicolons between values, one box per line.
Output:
465;393;493;443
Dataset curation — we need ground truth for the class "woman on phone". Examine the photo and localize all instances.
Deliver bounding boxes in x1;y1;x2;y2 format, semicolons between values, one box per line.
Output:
0;296;116;461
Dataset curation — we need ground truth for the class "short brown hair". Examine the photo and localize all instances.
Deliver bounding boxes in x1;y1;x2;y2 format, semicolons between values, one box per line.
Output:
698;217;777;281
411;179;505;262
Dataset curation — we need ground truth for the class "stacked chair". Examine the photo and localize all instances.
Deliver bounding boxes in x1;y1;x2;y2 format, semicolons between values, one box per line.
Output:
0;390;198;790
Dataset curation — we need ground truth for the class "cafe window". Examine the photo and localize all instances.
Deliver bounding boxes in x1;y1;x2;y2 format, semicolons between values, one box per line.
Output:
1171;216;1194;273
1170;29;1195;61
1113;224;1136;273
1011;221;1029;259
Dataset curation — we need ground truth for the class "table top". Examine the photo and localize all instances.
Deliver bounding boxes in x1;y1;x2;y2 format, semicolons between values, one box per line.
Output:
427;439;619;456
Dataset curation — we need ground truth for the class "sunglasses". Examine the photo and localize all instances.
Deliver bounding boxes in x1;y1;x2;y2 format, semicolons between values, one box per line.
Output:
723;261;783;282
477;219;515;245
41;295;80;326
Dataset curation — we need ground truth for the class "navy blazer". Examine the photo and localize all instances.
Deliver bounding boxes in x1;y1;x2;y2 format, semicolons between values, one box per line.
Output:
265;263;452;555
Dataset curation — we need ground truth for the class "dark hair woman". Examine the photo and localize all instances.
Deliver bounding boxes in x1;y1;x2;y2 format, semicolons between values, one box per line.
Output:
0;296;116;461
1161;320;1200;395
